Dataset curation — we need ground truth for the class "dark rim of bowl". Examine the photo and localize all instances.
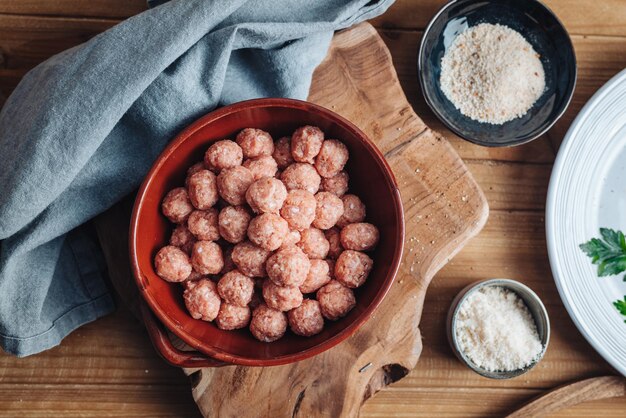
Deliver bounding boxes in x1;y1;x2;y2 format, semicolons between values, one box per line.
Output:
417;0;577;147
129;98;406;366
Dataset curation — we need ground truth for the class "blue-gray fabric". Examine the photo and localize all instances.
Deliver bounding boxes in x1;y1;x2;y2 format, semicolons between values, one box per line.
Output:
0;0;393;357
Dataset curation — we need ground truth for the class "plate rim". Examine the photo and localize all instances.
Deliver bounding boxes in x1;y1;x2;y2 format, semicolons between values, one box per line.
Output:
546;67;626;377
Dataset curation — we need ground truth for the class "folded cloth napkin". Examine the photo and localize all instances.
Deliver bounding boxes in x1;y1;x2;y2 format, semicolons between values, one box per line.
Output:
0;0;393;357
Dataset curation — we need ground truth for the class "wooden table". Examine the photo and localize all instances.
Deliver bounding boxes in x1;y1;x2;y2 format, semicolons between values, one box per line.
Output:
1;1;625;416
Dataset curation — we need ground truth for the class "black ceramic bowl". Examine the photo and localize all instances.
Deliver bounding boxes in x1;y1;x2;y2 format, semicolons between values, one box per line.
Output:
418;0;576;147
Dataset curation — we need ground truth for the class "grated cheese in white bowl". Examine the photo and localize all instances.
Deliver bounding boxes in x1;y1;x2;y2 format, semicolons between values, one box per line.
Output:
455;285;544;372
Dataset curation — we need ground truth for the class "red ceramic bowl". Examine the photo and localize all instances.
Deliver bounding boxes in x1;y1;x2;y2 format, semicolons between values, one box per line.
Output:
130;98;404;367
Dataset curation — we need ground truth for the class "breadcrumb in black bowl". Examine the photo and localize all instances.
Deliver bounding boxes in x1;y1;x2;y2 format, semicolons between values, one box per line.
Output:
418;0;576;147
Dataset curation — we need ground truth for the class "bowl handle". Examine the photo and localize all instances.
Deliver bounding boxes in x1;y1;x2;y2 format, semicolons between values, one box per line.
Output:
139;301;228;368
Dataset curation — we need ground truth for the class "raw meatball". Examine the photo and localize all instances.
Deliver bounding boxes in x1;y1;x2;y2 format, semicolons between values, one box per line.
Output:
216;303;251;330
266;246;310;287
186;269;205;282
324;227;343;259
231;241;271;277
162;187;194;224
299;259;331;294
273;136;294;169
247;213;289;251
326;259;336;279
191;241;224;275
291;125;324;163
313;192;344;230
236;128;274;159
217;270;255;307
221;245;236;274
154;245;192;282
183;279;221;321
280;190;316;231
281;163;321;194
187;209;220;241
250;304;288;342
187;169;219;210
243;155;278;181
320;171;349;197
246;177;287;214
335;250;373;288
317;280;356;321
315;140;349;178
169;224;196;254
288;299;324;336
297;228;329;259
282;229;301;248
262;280;303;312
185;162;205;186
204;140;243;172
217;166;254;206
218;206;251;244
337;194;366;228
340;223;380;251
180;276;197;289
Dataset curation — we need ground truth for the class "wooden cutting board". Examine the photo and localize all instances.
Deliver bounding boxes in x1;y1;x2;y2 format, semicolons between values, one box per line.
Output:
96;22;488;417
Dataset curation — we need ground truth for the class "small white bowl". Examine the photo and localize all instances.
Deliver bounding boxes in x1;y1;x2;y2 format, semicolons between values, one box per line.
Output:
446;278;550;379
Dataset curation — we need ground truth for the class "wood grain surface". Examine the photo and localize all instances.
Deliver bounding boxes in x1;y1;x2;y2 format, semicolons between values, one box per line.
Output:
507;376;626;418
1;1;626;417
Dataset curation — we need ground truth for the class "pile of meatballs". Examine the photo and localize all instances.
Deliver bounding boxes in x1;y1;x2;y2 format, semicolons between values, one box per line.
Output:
153;126;380;342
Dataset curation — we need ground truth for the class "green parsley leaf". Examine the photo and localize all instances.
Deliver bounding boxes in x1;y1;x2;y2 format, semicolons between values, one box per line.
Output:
580;229;626;322
579;228;626;279
614;297;626;323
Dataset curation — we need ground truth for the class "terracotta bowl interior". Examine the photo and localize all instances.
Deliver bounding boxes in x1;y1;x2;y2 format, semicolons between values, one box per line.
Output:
131;99;404;365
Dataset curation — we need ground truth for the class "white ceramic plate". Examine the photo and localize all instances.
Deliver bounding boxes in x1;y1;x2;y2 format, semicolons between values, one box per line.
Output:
547;68;626;376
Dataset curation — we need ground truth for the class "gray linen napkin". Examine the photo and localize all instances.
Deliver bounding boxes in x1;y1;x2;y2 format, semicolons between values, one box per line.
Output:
0;0;393;357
